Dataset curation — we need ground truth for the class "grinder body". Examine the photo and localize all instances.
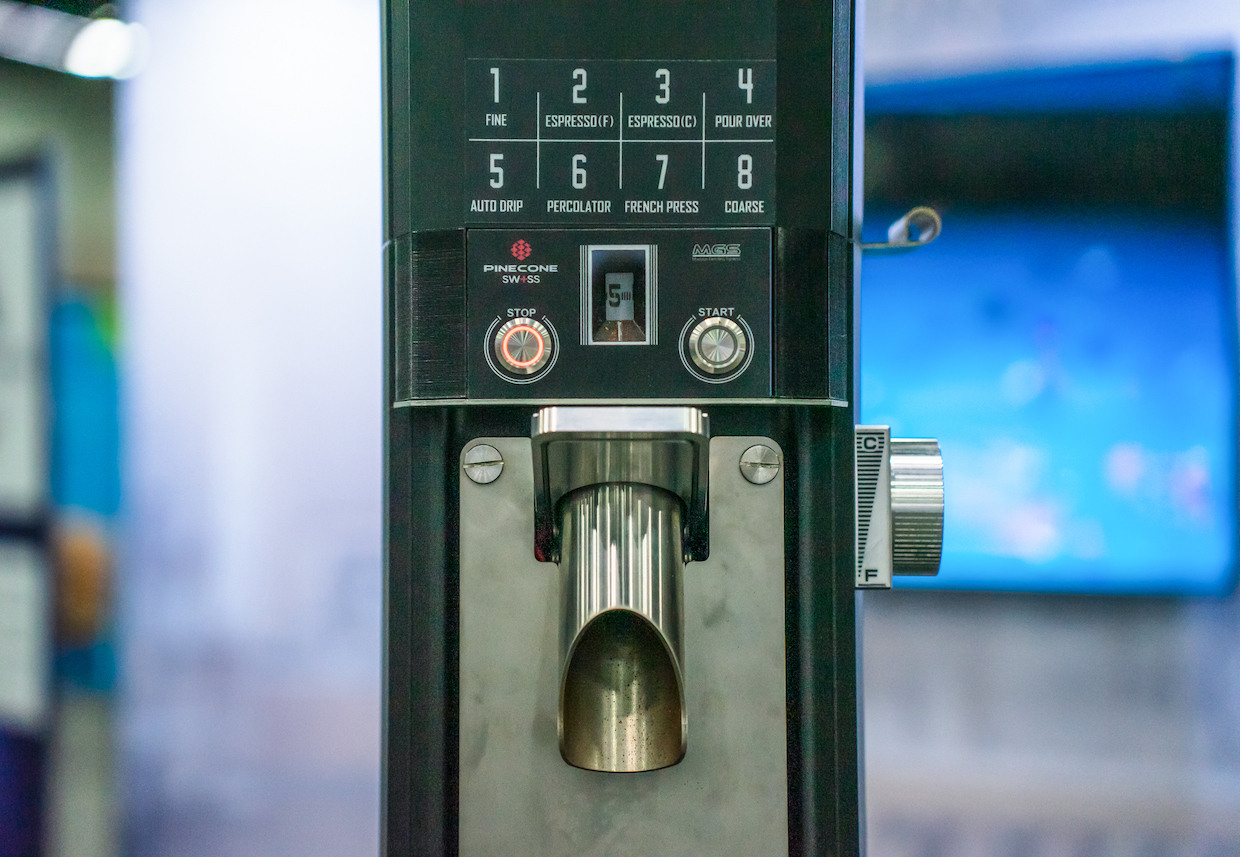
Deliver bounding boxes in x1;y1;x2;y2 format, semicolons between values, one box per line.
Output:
384;2;864;854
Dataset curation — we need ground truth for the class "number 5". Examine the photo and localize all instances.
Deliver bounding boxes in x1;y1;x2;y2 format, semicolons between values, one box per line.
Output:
489;153;504;188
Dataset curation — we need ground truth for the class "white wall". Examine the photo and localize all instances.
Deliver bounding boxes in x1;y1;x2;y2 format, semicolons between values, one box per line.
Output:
118;1;382;854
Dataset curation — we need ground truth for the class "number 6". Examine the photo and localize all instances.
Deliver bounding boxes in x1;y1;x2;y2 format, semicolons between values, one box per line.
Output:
572;154;587;189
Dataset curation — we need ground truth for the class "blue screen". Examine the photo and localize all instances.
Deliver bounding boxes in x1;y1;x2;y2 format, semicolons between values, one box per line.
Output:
861;209;1236;593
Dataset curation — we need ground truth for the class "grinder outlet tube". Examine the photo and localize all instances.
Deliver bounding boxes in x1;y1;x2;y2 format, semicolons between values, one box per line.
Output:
558;482;687;772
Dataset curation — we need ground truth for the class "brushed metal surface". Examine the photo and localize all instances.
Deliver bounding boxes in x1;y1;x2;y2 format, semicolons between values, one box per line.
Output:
688;316;748;375
459;436;787;856
890;438;944;576
558;484;685;772
531;406;710;563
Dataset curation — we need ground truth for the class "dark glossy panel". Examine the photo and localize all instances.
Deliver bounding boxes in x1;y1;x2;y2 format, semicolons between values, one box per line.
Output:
464;227;771;399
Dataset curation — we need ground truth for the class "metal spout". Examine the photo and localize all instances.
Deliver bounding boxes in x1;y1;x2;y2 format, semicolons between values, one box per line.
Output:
558;483;686;772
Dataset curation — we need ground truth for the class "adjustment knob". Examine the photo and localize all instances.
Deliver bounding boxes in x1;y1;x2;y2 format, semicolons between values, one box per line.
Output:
890;439;944;576
688;316;747;375
494;318;552;375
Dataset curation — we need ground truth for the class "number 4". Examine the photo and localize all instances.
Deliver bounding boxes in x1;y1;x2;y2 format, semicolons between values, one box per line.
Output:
738;67;753;104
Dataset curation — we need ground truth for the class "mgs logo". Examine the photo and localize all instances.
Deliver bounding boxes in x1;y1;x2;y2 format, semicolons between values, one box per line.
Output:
511;239;532;260
692;242;741;259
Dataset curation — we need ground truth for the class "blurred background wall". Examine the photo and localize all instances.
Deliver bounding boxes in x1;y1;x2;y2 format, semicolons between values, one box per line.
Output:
0;46;118;857
90;0;1240;856
118;1;381;854
861;1;1240;855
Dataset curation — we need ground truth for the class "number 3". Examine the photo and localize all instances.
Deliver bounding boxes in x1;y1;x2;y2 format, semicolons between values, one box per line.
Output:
655;68;670;104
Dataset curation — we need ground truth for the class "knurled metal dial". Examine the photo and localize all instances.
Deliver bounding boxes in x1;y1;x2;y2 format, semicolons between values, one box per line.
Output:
687;316;747;375
494;318;552;375
890;438;944;576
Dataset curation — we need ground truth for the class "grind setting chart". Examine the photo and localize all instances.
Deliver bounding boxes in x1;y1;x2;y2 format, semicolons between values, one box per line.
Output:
465;59;775;224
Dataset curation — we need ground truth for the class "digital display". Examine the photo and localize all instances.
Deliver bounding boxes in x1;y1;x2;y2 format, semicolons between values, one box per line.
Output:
862;209;1236;594
863;52;1235;594
582;244;655;345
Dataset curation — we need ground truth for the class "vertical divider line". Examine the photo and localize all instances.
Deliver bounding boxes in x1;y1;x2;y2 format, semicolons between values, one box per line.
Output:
536;92;541;189
618;92;624;190
651;244;658;345
700;92;706;190
580;245;588;345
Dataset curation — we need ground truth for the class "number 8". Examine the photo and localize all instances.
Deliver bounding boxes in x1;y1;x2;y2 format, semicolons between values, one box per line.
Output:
737;154;753;189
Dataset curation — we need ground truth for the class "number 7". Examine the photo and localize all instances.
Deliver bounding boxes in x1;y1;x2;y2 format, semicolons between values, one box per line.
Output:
656;154;669;190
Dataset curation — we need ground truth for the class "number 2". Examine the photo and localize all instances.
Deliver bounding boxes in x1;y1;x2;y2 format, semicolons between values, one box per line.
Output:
573;68;587;104
655;68;670;104
656;154;669;189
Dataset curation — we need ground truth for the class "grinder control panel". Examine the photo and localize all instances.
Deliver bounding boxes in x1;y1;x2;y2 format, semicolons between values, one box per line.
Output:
465;59;776;398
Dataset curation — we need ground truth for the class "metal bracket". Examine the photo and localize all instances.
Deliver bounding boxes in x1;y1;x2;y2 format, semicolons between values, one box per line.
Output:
531;406;711;563
860;206;942;253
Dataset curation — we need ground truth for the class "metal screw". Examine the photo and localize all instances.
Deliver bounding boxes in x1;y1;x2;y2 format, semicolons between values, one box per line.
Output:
463;444;503;484
739;444;780;485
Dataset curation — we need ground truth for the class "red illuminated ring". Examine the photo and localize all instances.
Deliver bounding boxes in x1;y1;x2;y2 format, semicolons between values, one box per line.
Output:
490;317;554;379
500;324;545;368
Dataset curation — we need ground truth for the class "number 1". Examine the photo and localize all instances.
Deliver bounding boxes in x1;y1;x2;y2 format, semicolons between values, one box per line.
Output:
656;154;669;189
490;67;499;103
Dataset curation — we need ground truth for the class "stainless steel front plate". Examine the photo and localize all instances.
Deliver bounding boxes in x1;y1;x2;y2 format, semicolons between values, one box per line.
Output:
459;436;788;857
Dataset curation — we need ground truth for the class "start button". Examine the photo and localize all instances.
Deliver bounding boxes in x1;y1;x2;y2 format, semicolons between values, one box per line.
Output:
687;316;747;375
